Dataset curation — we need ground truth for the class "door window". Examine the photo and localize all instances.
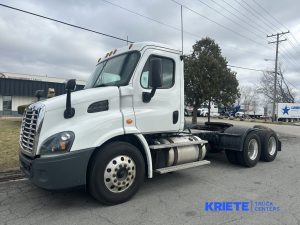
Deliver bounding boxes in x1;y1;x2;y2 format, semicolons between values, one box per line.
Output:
141;56;175;89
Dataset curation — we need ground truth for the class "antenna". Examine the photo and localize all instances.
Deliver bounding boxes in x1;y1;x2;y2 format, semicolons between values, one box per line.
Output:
180;5;184;56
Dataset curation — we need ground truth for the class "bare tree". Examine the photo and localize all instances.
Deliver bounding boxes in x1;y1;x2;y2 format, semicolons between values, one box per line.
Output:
258;66;295;103
237;85;256;111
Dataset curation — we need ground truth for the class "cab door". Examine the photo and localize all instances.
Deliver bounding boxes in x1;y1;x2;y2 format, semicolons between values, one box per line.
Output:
132;49;182;133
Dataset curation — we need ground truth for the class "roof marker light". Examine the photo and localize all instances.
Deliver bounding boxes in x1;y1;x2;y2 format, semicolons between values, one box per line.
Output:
129;43;133;49
105;53;109;58
113;49;117;55
109;51;113;56
97;58;101;63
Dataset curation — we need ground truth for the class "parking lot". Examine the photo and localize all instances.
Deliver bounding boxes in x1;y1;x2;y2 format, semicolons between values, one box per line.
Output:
1;119;300;225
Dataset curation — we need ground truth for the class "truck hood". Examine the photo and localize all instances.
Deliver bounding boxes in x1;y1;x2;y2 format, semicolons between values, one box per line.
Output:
41;86;119;112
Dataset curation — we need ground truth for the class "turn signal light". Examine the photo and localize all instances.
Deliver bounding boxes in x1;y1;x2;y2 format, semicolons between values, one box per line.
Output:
126;118;133;124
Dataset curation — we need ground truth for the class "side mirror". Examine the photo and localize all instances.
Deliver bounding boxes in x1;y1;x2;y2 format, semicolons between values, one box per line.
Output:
64;79;76;119
149;59;162;88
65;79;76;91
142;59;162;103
34;90;44;101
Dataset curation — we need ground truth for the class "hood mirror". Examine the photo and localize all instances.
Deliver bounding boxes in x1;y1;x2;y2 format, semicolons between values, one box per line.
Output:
64;79;76;119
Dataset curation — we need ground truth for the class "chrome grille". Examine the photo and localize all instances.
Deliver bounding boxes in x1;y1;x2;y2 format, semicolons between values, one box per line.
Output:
20;105;43;155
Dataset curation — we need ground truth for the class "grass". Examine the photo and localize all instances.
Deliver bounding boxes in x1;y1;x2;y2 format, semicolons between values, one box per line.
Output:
0;118;22;172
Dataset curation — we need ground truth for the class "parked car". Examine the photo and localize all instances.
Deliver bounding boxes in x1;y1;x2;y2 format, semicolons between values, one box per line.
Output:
198;106;220;117
235;111;246;118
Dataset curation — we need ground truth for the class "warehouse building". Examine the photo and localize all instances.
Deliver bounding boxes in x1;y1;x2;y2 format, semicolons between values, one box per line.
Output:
0;73;85;116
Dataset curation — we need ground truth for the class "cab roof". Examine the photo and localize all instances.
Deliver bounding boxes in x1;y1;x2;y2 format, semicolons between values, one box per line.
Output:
97;42;181;63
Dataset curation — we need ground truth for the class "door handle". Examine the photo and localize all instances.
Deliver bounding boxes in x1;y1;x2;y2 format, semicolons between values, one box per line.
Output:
173;110;179;124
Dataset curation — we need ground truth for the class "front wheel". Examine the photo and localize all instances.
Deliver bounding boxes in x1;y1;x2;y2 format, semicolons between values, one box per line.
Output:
237;132;261;167
88;142;145;205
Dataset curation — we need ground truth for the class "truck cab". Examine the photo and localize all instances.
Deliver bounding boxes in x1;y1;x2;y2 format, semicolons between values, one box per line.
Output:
19;42;281;205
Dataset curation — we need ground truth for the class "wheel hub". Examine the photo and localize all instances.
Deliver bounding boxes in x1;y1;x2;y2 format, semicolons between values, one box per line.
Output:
116;167;128;180
104;155;136;193
268;136;276;155
248;139;258;160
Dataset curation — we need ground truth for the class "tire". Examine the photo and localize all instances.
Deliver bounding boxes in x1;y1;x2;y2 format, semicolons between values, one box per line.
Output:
225;150;239;165
88;142;145;205
258;130;278;162
237;132;261;167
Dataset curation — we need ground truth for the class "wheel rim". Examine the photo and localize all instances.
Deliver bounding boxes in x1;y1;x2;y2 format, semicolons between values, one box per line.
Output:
248;139;258;160
104;155;136;193
268;136;277;155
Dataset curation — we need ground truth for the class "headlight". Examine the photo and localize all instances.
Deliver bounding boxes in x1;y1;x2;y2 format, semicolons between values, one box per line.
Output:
40;131;75;155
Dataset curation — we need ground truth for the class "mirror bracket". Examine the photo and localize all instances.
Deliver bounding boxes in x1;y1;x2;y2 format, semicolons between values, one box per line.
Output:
142;88;157;103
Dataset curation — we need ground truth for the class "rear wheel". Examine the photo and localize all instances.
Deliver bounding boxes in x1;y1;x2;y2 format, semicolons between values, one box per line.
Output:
258;131;278;162
237;132;261;167
88;142;145;205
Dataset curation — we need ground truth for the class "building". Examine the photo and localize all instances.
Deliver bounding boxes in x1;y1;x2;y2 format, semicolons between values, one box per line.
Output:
0;72;85;116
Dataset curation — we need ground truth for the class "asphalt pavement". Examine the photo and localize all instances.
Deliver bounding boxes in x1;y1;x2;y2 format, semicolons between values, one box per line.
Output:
1;119;300;225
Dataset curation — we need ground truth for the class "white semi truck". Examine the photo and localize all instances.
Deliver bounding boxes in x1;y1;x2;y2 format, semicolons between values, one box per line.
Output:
19;42;281;205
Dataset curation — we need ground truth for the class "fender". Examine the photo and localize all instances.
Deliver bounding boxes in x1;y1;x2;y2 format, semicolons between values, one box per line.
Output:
218;126;259;151
134;134;153;178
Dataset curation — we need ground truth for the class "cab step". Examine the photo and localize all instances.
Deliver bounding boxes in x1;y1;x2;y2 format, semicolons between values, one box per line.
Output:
154;160;210;174
149;140;207;150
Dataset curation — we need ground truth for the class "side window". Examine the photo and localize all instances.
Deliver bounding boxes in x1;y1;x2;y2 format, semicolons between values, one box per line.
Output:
141;56;175;89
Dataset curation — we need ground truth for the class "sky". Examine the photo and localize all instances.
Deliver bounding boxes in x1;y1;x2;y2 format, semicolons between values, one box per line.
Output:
0;0;299;100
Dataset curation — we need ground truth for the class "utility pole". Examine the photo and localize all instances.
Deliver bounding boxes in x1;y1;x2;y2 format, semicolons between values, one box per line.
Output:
267;31;289;122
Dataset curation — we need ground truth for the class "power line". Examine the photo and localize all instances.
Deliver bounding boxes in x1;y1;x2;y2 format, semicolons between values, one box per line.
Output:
279;54;298;68
227;65;271;73
279;43;300;67
101;0;272;56
0;1;271;59
0;3;133;43
101;0;181;33
229;64;299;92
221;0;270;36
195;0;266;41
290;32;300;47
287;38;298;51
100;0;210;42
252;0;285;31
208;0;268;36
102;0;262;55
251;0;300;48
233;0;276;33
284;40;300;66
170;0;269;49
245;0;282;32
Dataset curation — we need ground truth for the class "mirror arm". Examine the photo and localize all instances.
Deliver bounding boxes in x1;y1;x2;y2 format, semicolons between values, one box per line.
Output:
64;89;75;119
142;88;157;103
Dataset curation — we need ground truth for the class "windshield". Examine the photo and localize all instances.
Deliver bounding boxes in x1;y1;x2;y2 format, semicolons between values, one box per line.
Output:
85;51;140;89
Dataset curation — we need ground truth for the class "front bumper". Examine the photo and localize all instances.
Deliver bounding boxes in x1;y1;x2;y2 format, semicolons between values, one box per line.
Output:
19;148;94;190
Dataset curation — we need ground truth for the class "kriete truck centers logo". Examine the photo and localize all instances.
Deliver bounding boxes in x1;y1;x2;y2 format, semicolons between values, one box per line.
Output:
205;201;280;212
